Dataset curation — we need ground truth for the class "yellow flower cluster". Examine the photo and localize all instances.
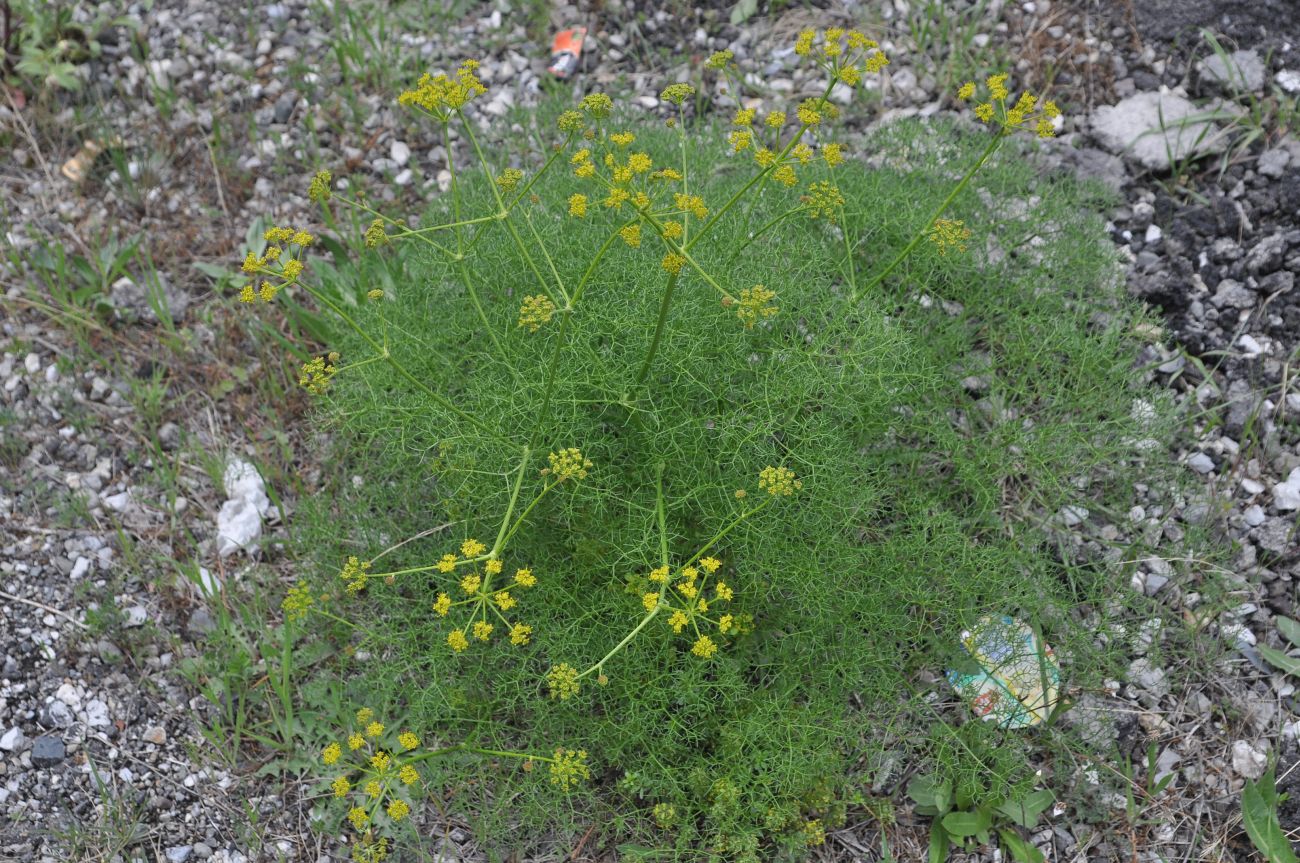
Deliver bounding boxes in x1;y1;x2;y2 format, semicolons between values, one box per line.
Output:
339;556;372;594
518;294;557;332
660;82;695;106
238;226;314;304
281;581;315;622
431;539;537;653
673;193;708;220
397;59;487;119
351;836;388;863
307;169;332;203
299;351;339;395
928;218;972;256
580;92;614;119
496;168;524;194
548;112;580;140
758;465;802;496
643;554;737;658
802;182;845;223
735;286;779;329
705;50;733;70
728;95;848;193
653;802;678;828
321;710;424;839
548;748;591;790
363;219;389;248
959;74;1061;138
546;447;593;481
547;662;581;700
794;27;889;86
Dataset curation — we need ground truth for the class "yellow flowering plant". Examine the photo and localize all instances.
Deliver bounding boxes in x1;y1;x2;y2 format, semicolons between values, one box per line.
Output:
250;25;1167;861
315;708;590;860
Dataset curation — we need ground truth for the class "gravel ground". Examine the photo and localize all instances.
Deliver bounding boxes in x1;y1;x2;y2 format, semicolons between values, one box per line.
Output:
2;0;1299;860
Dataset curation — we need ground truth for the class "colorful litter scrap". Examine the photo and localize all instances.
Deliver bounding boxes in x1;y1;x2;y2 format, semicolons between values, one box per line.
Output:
947;615;1060;728
548;27;587;79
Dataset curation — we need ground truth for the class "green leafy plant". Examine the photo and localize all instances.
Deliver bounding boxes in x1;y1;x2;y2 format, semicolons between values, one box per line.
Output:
1242;762;1299;863
228;27;1175;860
2;0;134;93
907;773;1054;862
1258;616;1300;679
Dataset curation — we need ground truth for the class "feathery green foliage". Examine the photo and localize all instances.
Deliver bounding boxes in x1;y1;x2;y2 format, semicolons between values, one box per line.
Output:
265;45;1171;860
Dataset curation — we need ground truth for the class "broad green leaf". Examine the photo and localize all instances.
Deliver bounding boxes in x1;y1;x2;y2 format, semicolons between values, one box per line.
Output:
927;823;951;863
729;0;758;25
942;808;992;838
998;829;1045;863
997;789;1054;828
908;775;952;814
1277;616;1300;651
907;774;939;807
1257;644;1300;677
1242;770;1300;863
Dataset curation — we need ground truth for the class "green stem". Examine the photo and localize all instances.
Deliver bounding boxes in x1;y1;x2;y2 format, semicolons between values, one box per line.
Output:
501;478;562;546
331;194;458;258
526;311;570;450
726;205;805;265
490;446;531;558
655;462;669;566
686;78;837;251
580;605;661;680
633;271;680;387
572;222;633;306
297;282;518;448
523;210;569;305
458;110;558;301
457;258;510;364
524;222;631;449
840;204;858;296
446;123;463;256
844;131;1004;306
406;743;551;765
462;137;570;258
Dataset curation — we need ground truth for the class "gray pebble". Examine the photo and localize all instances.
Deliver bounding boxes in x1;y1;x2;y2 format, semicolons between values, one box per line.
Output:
30;736;65;768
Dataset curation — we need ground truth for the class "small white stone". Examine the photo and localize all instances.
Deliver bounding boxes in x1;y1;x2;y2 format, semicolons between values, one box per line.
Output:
23;353;40;374
1274;467;1300;510
1058;505;1089;527
1144;224;1162;243
84;699;111;728
103;491;133;512
1187;452;1215;474
1237;334;1264;357
1231;740;1268;779
390;140;411;167
55;682;82;709
394;169;413;186
1243;505;1266;526
124;605;148;627
70;556;91;579
1274;69;1300;94
0;727;26;751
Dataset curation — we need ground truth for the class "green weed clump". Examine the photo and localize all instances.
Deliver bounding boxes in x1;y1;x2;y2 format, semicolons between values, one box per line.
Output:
241;28;1169;861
